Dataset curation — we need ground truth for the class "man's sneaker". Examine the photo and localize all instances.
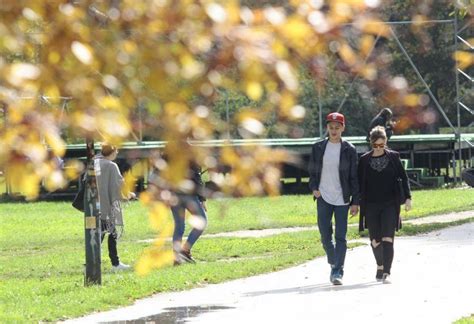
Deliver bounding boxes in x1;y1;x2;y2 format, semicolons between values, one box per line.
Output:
331;269;343;285
112;262;131;271
376;269;384;282
332;272;343;285
179;250;196;264
382;273;391;284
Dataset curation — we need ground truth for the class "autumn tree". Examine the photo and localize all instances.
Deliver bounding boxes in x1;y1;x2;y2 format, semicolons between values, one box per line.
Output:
1;0;472;274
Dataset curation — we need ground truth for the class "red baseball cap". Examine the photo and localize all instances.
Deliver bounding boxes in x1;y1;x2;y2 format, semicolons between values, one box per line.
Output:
326;112;345;126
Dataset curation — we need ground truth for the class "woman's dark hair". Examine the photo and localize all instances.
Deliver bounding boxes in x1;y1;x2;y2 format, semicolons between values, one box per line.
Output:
369;126;387;143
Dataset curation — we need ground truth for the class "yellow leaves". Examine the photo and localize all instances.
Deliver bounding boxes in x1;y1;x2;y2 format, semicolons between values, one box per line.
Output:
237;111;264;136
411;15;427;28
221;145;240;165
43;84;61;105
122;171;136;198
44;132;65;157
241;60;266;100
0;0;444;275
22;7;41;21
454;51;474;69
205;3;227;23
357;19;389;37
5;162;41;200
97;96;123;111
289;105;306;120
217;145;293;197
135;201;174;276
135;249;174;276
271;40;289;59
6;63;41;87
97;110;131;141
131;159;149;178
43;170;67;192
276;60;298;92
277;90;307;121
245;81;263;101
71;111;96;133
359;35;375;57
359;63;377;81
224;0;241;24
71;41;93;65
122;160;148;197
164;101;190;125
139;191;153;205
64;159;85;181
338;40;378;80
162;154;188;185
149;202;171;231
0;99;69;198
263;7;286;26
281;17;312;40
339;42;358;67
122;40;138;55
71;107;131;142
205;1;240;24
180;54;205;79
403;94;421;107
5;106;24;124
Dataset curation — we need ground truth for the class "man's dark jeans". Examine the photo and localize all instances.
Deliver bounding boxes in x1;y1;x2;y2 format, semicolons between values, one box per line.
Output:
316;197;349;273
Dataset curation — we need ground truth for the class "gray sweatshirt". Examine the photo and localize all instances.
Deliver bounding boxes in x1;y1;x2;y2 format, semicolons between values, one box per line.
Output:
94;154;124;226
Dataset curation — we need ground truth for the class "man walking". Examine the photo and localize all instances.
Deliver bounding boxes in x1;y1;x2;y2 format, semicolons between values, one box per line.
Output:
308;112;360;285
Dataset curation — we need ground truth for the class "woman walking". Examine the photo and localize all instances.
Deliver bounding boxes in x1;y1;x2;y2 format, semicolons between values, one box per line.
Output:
147;145;208;265
358;126;412;283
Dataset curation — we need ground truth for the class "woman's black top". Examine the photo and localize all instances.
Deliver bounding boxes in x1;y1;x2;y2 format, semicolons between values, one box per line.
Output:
366;153;396;203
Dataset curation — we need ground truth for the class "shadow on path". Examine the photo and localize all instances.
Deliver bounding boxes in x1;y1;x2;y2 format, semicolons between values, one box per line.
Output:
245;281;380;297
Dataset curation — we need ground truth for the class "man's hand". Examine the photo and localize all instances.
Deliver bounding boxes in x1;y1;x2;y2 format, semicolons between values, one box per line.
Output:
350;205;359;217
404;199;412;212
313;190;321;199
127;192;137;200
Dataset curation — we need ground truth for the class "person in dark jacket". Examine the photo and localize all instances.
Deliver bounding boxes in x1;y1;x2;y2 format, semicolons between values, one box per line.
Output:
308;112;360;285
358;126;412;284
366;107;395;141
170;160;208;264
148;144;208;265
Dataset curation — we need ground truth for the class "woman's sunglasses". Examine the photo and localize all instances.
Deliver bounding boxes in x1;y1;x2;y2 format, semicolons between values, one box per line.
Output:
372;143;385;148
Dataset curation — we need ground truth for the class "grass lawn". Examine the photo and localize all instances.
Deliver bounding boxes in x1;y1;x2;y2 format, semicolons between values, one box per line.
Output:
2;188;474;245
0;188;473;322
456;315;474;323
0;229;336;322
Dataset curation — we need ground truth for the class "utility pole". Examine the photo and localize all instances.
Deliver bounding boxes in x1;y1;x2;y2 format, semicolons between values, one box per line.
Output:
84;139;101;286
318;82;323;138
225;90;230;139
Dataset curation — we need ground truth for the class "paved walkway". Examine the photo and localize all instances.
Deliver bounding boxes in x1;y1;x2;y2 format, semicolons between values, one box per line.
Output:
67;222;474;324
136;210;474;242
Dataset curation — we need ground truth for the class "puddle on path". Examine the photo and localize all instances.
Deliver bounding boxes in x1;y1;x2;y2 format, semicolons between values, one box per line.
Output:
102;305;234;324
